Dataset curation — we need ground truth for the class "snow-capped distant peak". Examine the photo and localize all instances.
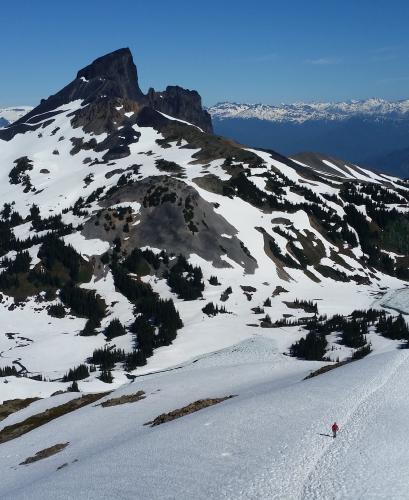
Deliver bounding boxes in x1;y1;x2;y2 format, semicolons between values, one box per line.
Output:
208;98;409;123
0;106;33;127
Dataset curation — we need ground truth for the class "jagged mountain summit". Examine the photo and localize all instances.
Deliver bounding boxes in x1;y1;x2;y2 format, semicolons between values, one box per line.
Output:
3;48;212;141
0;47;409;500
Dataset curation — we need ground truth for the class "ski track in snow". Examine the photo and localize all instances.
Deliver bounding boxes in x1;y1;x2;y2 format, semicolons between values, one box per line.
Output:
302;351;409;500
233;351;409;500
1;346;409;499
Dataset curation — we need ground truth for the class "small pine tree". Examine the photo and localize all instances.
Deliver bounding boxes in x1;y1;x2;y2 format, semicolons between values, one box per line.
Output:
89;347;125;370
80;318;100;336
124;350;147;371
104;318;126;340
48;303;66;318
220;286;232;302
132;317;155;358
0;365;18;377
290;331;327;361
377;313;409;340
342;320;367;348
202;302;228;317
99;369;113;383
202;302;217;316
67;380;80;392
62;364;90;382
263;297;271;307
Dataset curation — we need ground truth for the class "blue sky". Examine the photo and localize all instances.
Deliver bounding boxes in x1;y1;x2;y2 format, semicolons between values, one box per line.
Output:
1;0;409;107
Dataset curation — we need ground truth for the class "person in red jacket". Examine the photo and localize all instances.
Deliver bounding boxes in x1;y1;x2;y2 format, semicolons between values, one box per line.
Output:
332;422;339;438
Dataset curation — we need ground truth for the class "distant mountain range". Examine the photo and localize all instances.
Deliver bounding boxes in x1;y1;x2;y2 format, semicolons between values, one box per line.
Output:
209;99;409;123
209;100;409;177
0;106;33;127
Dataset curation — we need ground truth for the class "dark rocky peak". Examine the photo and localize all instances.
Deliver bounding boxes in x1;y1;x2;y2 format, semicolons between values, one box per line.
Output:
0;48;212;140
11;49;142;125
76;48;144;103
147;86;213;133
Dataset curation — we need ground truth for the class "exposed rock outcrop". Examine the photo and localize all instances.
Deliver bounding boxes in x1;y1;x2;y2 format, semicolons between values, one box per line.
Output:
147;86;213;133
83;175;257;273
0;48;213;140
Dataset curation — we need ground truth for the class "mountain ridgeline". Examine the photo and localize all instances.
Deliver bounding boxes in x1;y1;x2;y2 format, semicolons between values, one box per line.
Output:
0;48;408;394
209;101;409;178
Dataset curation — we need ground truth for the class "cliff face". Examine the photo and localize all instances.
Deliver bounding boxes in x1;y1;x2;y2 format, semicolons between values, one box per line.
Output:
147;86;213;133
2;48;212;139
76;48;144;103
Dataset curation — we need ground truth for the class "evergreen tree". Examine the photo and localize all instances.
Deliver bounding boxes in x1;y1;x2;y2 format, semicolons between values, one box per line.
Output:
290;331;327;360
67;380;80;392
104;318;126;340
166;255;204;300
131;316;155;358
1;203;12;220
60;284;105;322
0;365;18;377
89;347;126;370
8;251;31;274
377;313;409;340
123;350;147;371
48;303;66;318
62;364;89;382
39;235;82;281
80;318;100;336
29;203;41;223
202;302;227;317
111;264;152;303
99;369;113;383
341;320;367;348
352;343;372;360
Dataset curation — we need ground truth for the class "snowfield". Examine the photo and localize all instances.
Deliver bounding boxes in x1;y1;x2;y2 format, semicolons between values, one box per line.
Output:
0;337;408;499
1;48;409;500
378;287;409;314
0;95;407;403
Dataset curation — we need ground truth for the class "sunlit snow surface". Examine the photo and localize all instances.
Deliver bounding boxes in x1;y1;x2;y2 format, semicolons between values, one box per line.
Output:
377;287;409;314
0;99;407;402
0;340;408;499
0;98;409;498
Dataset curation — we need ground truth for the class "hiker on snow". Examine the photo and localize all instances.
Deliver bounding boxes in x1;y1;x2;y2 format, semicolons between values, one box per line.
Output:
332;422;339;438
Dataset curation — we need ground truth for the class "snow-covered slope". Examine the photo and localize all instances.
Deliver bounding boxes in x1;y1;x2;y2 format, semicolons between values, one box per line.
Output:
209;99;409;123
0;48;409;498
0;47;407;399
1;333;409;499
